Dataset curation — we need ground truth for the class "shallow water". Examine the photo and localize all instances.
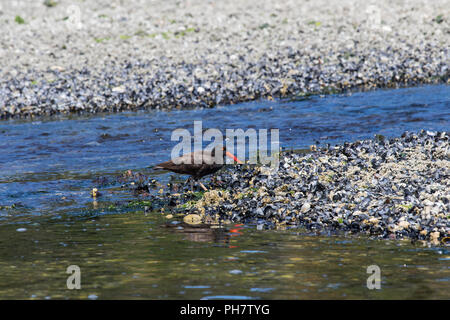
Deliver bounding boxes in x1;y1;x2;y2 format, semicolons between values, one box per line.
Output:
0;85;448;299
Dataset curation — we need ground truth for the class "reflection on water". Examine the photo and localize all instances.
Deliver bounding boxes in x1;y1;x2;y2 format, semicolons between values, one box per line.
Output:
0;209;448;300
0;85;448;299
163;222;231;244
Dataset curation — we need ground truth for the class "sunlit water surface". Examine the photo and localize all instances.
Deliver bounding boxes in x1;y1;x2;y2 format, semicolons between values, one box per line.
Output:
0;85;448;299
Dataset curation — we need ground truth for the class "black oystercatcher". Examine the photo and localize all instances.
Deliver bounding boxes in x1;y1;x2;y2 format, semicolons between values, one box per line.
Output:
154;146;243;191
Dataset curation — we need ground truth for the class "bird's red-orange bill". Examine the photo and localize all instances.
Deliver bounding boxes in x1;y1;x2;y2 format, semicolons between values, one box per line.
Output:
225;151;243;164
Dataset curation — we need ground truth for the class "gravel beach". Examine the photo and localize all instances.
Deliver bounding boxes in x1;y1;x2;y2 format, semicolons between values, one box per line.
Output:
169;130;448;244
0;0;448;118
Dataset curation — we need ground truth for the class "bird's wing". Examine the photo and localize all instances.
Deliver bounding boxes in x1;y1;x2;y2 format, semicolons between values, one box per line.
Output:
154;150;215;174
196;163;223;178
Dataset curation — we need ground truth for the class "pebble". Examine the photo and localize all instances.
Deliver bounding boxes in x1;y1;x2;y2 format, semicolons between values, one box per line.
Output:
301;202;311;213
229;270;243;275
183;214;202;225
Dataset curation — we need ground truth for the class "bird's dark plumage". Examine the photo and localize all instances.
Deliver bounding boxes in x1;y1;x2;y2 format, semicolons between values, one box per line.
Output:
154;146;242;191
